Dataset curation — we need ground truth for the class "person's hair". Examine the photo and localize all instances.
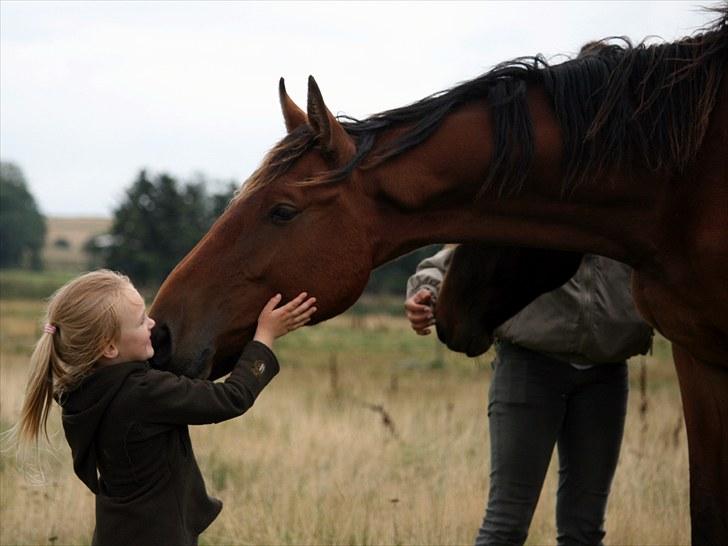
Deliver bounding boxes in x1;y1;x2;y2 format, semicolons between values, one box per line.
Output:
17;269;133;446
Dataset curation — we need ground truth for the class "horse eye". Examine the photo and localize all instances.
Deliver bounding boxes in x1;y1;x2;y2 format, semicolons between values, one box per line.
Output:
269;204;299;224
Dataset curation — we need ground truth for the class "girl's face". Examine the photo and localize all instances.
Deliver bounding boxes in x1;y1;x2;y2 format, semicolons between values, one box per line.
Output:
109;285;156;364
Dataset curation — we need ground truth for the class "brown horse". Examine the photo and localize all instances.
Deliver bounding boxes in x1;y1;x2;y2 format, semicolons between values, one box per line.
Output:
434;244;582;357
150;10;728;543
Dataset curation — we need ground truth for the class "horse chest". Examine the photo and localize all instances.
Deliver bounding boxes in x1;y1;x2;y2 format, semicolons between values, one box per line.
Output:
633;261;728;366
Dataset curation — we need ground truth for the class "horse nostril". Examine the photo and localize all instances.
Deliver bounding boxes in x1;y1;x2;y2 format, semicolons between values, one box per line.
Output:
150;322;172;369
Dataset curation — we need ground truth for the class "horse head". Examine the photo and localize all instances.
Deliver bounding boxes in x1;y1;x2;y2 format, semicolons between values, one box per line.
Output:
149;77;374;378
435;244;582;357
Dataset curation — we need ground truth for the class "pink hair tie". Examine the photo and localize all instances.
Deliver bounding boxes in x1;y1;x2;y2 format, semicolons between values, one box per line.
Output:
43;323;57;335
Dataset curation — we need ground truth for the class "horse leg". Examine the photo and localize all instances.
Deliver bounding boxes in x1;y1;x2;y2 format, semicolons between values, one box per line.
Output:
672;343;728;546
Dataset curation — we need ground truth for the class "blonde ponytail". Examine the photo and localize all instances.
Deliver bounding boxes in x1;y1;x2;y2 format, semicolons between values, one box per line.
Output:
17;332;57;444
15;270;132;448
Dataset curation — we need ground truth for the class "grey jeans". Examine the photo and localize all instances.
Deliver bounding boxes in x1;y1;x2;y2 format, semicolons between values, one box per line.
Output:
475;341;628;546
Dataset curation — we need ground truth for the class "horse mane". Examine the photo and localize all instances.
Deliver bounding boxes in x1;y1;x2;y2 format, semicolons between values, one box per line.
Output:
237;5;728;201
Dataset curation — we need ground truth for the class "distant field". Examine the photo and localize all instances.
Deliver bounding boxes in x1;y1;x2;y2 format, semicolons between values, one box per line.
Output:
0;216;107;299
0;299;688;545
42;216;111;271
0;269;79;300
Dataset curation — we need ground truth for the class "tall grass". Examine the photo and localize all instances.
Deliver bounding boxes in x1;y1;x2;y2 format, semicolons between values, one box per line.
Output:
0;301;688;545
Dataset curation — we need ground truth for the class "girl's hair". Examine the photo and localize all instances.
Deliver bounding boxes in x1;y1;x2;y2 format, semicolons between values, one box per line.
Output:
17;269;133;446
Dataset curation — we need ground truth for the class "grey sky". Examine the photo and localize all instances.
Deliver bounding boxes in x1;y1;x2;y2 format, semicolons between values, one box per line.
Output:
0;1;719;217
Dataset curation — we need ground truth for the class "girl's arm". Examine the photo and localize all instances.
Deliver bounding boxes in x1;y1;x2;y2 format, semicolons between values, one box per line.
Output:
134;293;316;425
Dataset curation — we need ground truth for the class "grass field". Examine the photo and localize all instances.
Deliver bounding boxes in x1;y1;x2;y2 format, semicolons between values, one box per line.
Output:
42;217;111;271
0;297;689;545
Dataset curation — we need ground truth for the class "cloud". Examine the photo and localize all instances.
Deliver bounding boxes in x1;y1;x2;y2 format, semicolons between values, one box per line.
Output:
0;1;718;216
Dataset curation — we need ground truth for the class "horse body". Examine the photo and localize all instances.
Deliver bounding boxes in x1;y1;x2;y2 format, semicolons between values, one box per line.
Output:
150;16;728;543
630;107;728;364
633;84;728;541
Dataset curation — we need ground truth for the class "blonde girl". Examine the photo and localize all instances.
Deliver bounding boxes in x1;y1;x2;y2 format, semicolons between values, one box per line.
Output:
16;269;316;546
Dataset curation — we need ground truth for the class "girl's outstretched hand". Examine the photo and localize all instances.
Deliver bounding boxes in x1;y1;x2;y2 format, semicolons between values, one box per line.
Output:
253;292;317;349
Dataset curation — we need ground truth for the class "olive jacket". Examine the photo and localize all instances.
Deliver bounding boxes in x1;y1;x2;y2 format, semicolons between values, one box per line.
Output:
406;247;653;365
60;340;279;546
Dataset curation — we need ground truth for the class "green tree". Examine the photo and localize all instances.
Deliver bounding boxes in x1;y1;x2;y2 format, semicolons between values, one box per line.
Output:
0;161;46;269
105;170;236;287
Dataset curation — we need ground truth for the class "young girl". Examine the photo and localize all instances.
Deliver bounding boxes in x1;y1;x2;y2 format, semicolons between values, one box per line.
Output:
17;269;316;546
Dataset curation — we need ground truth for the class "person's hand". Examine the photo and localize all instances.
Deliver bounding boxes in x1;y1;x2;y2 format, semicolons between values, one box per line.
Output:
404;288;435;335
254;292;317;349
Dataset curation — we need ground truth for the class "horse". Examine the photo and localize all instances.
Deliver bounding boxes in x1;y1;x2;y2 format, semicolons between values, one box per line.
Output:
433;244;582;357
149;9;728;543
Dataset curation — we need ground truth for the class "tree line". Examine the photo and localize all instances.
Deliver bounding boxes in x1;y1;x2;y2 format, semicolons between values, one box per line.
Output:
0;162;46;269
1;161;439;295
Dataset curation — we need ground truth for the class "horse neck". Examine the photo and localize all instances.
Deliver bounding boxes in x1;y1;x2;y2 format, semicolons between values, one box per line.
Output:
364;86;662;268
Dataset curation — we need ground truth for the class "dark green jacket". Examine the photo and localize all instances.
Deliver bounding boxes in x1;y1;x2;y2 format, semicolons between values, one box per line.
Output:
60;340;279;546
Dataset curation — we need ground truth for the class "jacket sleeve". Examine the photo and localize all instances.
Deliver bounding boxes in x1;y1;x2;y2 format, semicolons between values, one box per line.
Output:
405;245;455;301
133;340;279;425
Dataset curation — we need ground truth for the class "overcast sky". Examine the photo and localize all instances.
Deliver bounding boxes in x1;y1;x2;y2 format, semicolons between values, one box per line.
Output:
0;1;720;217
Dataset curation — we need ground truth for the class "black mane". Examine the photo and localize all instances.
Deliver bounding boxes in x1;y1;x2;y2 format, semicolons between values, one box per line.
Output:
240;6;728;199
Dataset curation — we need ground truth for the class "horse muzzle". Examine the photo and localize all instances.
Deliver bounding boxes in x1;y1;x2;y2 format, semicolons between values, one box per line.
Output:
436;321;493;358
149;322;213;378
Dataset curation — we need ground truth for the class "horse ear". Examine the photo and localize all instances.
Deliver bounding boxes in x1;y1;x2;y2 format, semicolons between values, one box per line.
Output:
306;75;356;164
279;78;308;133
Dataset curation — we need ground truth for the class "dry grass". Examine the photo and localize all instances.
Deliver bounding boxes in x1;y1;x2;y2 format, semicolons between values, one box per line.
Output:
0;301;688;545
